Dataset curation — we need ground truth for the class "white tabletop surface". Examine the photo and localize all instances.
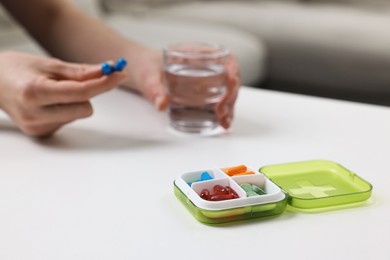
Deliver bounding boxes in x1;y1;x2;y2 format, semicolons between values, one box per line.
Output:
0;86;389;260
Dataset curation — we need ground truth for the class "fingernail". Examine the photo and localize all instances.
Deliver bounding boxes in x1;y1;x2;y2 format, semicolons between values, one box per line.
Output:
221;116;232;129
154;95;165;110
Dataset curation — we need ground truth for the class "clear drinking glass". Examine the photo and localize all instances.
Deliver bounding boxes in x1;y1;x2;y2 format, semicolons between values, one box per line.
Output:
163;42;230;134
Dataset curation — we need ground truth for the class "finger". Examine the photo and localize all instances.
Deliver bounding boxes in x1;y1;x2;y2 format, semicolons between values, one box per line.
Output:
22;123;64;138
139;71;169;111
217;55;240;112
47;61;104;81
22;102;93;128
219;82;239;129
216;54;240;129
33;72;127;106
225;54;241;102
41;101;94;123
20;102;94;137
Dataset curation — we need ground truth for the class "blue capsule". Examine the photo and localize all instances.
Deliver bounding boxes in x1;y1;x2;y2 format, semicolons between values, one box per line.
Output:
101;57;127;75
187;171;213;186
113;57;127;72
200;171;213;181
101;62;113;75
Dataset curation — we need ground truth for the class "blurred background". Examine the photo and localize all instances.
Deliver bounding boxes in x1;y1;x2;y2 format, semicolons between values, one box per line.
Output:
1;0;390;106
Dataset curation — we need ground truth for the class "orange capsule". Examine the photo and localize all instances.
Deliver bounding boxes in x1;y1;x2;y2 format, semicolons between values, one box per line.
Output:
222;165;247;176
232;171;255;176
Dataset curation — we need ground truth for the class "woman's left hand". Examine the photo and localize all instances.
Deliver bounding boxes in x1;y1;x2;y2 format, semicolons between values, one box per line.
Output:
122;46;240;129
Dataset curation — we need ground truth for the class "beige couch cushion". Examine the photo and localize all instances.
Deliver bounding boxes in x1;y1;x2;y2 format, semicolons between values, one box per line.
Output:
303;0;390;6
136;1;390;96
0;0;101;29
0;0;101;53
104;0;192;5
101;0;299;14
0;5;18;31
104;15;266;85
71;0;102;16
101;0;194;14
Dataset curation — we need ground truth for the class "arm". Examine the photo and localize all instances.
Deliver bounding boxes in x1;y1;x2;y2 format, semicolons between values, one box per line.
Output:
1;0;155;99
1;0;239;129
1;0;137;63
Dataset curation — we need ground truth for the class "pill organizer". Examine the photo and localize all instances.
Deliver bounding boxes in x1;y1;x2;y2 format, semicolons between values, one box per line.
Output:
174;160;373;224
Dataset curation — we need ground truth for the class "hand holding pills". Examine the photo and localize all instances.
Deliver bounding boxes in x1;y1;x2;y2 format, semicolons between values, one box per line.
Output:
0;52;127;137
0;0;241;138
101;58;128;75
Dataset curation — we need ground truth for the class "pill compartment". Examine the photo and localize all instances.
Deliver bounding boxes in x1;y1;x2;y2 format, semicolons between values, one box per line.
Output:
181;169;227;187
191;178;246;209
174;160;373;224
174;166;287;224
231;174;283;205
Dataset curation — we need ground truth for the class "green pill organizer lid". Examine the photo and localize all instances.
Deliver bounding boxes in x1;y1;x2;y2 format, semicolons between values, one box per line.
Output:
259;160;373;210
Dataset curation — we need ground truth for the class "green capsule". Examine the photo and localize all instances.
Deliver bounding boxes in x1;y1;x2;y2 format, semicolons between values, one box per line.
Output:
252;184;266;195
240;183;253;193
246;191;259;197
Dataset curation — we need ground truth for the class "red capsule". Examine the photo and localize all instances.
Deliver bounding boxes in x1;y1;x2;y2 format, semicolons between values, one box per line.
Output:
209;194;236;201
225;186;239;198
200;189;210;200
213;185;229;195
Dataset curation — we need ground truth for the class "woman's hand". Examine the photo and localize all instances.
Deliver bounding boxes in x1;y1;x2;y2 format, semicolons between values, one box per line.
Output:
0;51;127;137
122;47;240;130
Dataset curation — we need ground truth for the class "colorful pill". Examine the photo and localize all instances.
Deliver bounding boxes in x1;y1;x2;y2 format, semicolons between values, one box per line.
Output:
200;189;210;200
222;165;247;176
209;194;236;201
113;57;127;71
101;61;113;75
198;185;239;201
101;58;127;75
232;171;255;176
200;171;213;181
252;184;266;195
213;185;229;195
240;183;266;197
240;183;253;193
225;186;239;198
246;191;259;197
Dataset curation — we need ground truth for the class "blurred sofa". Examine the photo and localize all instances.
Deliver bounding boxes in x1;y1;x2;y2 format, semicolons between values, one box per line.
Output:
1;0;390;105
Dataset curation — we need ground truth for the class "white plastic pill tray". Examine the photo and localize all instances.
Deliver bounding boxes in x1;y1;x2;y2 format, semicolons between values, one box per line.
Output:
173;160;373;224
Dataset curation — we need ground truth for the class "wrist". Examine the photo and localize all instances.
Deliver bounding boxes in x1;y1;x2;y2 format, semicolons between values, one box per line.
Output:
123;46;162;92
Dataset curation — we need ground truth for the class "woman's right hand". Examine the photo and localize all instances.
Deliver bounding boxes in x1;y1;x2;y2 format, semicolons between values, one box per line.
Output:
0;51;127;137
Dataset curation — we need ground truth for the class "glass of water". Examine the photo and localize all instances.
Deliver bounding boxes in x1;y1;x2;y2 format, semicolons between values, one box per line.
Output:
163;42;230;134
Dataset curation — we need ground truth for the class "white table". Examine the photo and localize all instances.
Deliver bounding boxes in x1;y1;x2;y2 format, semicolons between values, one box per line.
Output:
0;87;389;260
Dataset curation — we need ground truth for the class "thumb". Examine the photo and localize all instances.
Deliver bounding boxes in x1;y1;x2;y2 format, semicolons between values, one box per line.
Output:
154;93;169;111
145;81;169;111
139;73;169;111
